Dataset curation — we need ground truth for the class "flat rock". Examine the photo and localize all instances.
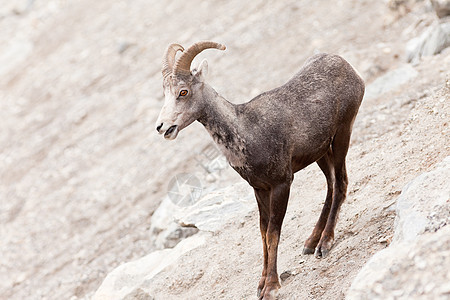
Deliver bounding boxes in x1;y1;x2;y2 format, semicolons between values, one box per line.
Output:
150;182;255;249
175;182;255;232
364;64;418;100
347;226;450;300
394;156;450;243
93;234;206;300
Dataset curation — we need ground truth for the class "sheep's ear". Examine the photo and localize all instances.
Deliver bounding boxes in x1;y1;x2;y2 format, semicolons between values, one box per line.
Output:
194;59;208;82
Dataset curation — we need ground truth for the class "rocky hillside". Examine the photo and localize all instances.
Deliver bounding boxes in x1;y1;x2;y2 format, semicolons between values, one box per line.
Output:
347;157;450;299
1;0;449;299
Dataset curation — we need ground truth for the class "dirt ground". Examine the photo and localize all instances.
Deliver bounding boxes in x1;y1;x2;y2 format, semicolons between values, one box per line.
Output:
0;0;448;299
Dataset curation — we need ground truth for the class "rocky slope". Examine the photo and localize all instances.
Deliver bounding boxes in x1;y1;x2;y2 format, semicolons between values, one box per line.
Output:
1;0;449;299
347;157;450;300
94;78;449;299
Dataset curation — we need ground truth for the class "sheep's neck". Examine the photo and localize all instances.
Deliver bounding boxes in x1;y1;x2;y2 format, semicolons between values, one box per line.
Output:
197;92;247;168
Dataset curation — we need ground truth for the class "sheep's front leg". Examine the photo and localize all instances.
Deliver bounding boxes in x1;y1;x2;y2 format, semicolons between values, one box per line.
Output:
259;183;290;300
254;189;270;298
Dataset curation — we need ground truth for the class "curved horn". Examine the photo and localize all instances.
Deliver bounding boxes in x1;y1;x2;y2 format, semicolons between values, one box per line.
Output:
162;44;184;79
173;41;226;77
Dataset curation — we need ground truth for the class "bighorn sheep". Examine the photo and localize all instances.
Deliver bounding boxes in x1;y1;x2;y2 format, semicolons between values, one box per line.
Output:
156;41;364;300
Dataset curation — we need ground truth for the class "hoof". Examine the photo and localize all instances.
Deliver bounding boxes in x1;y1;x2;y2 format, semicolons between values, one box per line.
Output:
302;247;315;255
257;276;266;298
259;288;278;300
314;247;329;258
258;280;280;300
314;237;333;258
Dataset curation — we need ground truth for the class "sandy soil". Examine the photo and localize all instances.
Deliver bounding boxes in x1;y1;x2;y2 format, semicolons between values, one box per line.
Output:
0;0;448;299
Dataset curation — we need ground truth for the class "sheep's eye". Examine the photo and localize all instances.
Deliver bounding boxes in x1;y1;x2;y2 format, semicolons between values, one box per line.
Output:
179;90;188;97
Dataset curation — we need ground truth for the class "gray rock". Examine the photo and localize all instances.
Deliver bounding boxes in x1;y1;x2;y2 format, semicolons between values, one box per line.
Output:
364;64;418;100
430;0;450;18
406;22;450;63
176;182;255;232
393;156;450;243
348;226;450;300
117;42;135;55
165;226;199;248
93;234;206;300
149;195;185;249
150;182;255;249
347;156;450;300
280;270;296;282
123;288;154;300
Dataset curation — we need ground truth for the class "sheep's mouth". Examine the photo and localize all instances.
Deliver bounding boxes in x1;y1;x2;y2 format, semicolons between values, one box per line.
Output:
164;125;179;140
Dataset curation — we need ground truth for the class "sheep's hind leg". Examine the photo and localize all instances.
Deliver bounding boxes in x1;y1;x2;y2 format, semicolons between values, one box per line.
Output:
303;149;335;256
314;129;350;258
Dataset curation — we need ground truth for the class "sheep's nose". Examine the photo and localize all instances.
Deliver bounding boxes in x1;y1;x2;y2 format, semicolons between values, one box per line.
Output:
156;123;163;133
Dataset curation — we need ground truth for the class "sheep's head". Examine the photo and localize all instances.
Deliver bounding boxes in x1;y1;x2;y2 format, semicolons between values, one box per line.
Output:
156;41;226;140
